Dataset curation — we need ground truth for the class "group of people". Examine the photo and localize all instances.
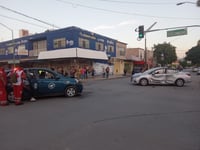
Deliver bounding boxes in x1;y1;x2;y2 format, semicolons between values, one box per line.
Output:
68;66;95;79
0;66;36;106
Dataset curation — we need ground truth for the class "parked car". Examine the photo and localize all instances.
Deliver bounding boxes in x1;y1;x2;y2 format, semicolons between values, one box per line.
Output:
192;67;198;72
6;68;83;102
131;66;143;75
197;67;200;75
131;67;191;87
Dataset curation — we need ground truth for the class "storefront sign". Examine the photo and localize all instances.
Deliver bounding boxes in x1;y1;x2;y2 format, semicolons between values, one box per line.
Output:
80;32;96;40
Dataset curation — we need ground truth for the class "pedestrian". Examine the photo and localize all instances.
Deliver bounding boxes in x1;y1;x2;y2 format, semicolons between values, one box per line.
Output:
80;67;85;80
124;68;127;76
0;67;9;106
105;66;110;78
102;67;105;78
91;67;95;78
12;66;26;105
85;66;89;79
24;70;36;102
70;66;76;78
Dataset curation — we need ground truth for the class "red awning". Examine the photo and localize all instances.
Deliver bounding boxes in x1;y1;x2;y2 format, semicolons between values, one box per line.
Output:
134;61;145;65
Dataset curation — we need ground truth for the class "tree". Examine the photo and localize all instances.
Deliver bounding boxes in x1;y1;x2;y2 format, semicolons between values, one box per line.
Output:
185;40;200;65
153;42;177;66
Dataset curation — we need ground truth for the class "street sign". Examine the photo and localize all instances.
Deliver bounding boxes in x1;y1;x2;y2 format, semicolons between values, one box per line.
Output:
167;28;187;37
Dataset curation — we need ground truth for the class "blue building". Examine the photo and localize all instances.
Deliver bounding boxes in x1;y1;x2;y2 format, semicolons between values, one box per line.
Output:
0;26;127;75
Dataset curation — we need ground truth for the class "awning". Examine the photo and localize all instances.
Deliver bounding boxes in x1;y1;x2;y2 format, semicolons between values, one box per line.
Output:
134;60;145;65
38;48;108;60
77;48;108;60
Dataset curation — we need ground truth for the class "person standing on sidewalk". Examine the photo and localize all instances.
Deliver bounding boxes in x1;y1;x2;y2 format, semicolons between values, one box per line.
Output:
102;67;105;78
105;66;110;79
12;66;26;105
0;67;8;106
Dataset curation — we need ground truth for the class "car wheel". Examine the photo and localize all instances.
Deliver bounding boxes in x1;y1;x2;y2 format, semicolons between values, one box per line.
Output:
175;79;184;87
140;78;148;86
7;91;15;103
65;86;77;97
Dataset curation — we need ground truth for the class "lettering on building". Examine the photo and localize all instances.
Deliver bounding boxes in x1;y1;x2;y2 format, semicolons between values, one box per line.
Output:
80;32;96;40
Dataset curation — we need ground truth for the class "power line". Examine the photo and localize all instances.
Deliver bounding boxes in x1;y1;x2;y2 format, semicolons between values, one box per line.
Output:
0;14;49;29
0;5;60;29
98;0;175;5
56;0;200;20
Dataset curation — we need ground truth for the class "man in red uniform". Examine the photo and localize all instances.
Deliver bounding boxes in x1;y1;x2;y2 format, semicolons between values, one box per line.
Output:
0;67;8;106
12;66;26;105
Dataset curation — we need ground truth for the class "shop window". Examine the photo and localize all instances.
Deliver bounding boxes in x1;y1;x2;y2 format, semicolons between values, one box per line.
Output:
33;40;47;50
120;51;125;56
53;38;66;49
79;38;89;49
118;47;125;56
7;46;14;54
31;40;47;56
0;48;5;55
96;42;104;51
107;45;114;53
18;44;28;55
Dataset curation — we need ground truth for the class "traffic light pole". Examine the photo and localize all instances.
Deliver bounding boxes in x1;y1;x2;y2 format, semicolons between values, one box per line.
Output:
144;22;157;68
144;34;147;68
137;24;200;68
146;25;200;33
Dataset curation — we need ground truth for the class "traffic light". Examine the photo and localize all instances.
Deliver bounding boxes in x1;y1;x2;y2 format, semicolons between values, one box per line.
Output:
138;25;144;38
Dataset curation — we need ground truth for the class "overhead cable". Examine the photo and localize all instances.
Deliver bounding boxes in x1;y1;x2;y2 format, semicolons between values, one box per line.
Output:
0;5;60;29
56;0;200;20
0;14;49;29
98;0;175;5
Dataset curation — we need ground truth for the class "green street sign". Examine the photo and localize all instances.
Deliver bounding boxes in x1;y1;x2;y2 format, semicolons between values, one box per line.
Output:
167;28;187;37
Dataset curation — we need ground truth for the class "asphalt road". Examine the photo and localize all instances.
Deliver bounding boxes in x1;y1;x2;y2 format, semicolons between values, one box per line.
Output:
0;73;200;150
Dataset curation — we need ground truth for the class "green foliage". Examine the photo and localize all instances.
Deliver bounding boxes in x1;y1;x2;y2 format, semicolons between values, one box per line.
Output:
179;60;189;68
185;42;200;65
153;42;177;66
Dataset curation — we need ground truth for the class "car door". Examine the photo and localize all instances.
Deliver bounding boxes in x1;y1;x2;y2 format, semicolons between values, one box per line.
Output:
150;68;166;84
165;69;177;83
36;69;64;96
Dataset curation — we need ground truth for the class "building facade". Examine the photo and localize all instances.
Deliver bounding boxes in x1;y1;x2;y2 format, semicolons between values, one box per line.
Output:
0;26;127;76
125;48;154;73
125;48;145;74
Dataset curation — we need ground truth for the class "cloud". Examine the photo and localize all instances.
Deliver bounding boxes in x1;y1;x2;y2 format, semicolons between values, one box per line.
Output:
93;20;137;31
118;20;137;27
93;25;115;30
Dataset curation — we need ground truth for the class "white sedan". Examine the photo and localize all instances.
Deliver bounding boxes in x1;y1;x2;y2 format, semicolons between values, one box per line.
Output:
131;67;191;87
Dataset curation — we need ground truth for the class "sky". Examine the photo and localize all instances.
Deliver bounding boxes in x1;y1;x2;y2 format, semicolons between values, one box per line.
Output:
0;0;200;58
